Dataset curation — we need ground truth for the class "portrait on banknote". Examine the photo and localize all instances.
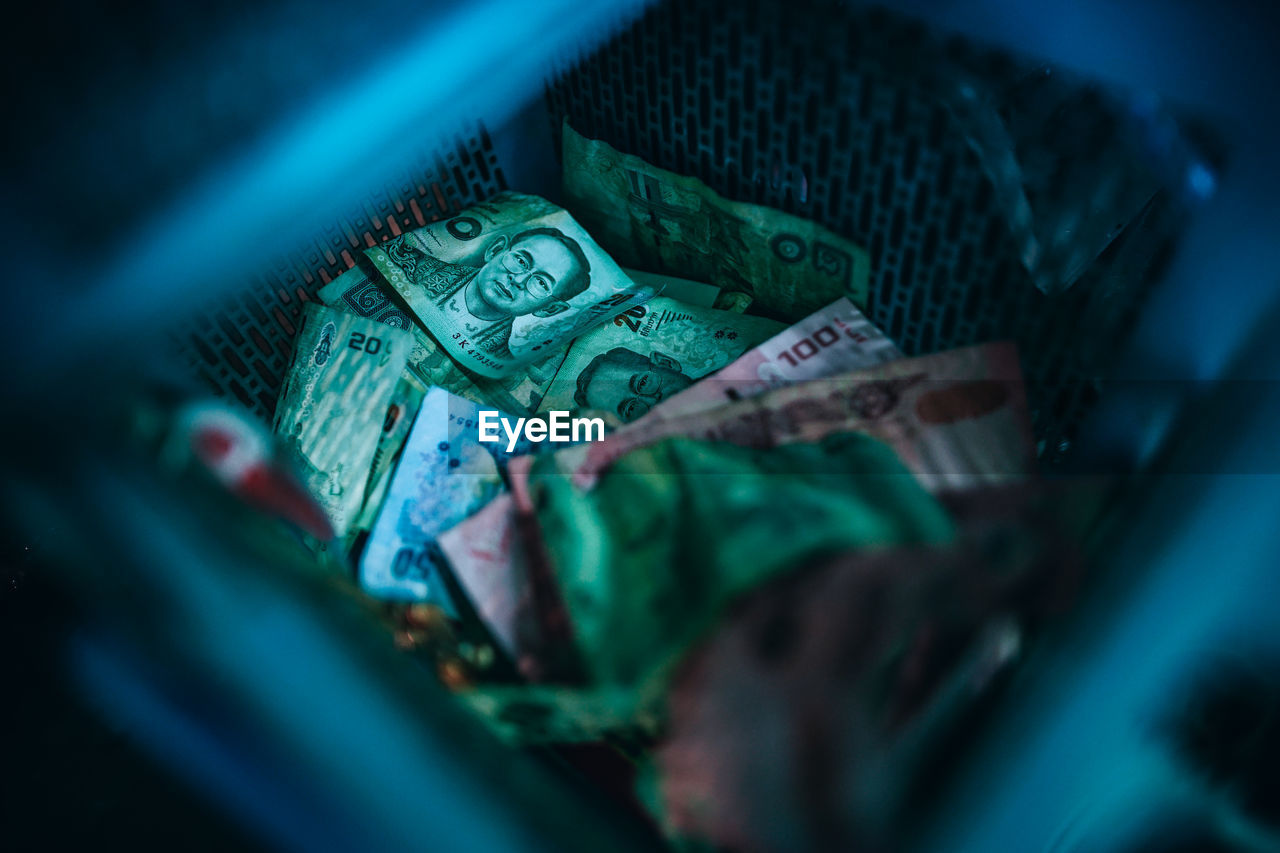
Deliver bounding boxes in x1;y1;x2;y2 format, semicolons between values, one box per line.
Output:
380;225;592;360
364;193;655;378
573;346;696;423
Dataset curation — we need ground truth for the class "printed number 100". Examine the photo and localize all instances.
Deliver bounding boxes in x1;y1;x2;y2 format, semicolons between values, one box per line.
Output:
775;325;845;367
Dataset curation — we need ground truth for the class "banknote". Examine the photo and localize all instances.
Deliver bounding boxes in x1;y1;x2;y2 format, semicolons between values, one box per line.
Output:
538;341;1035;494
348;370;426;539
537;296;784;425
562;123;871;319
437;342;1026;667
642;297;902;421
712;290;753;313
528;432;955;688
272;303;411;537
459;683;662;745
319;266;491;403
320;265;571;416
621;268;720;307
471;347;570;418
318;264;417;329
441;436;956;741
360;388;532;607
434;493;530;664
363;191;656;378
434;487;588;684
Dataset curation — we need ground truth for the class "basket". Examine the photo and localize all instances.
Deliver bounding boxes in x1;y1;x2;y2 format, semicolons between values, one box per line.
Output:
177;0;1196;469
12;1;1279;851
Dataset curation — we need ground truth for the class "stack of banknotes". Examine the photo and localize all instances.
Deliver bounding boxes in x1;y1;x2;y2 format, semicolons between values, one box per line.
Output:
269;124;1089;849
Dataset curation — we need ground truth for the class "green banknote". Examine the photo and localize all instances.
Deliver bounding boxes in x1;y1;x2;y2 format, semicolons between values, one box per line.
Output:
319;266;569;416
363;192;655;379
537;296;784;425
712;290;753;314
529;432;955;689
621;268;720;308
459;683;661;745
562;122;871;319
347;370;426;541
319;267;490;403
272;303;412;538
472;347;571;418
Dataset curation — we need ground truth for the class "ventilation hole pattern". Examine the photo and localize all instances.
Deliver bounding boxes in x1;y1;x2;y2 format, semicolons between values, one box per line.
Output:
174;125;507;422
546;0;1186;467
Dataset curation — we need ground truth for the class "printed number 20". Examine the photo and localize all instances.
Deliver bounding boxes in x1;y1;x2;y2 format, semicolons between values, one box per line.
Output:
348;332;383;354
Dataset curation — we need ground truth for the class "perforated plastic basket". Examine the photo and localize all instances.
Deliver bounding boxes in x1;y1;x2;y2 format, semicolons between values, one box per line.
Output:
177;1;1188;469
8;1;1280;851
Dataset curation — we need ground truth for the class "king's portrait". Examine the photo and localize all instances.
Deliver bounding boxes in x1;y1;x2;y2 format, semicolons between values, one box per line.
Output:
385;227;592;359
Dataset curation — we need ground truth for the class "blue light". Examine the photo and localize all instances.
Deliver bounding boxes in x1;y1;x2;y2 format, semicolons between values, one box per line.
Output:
1187;161;1217;200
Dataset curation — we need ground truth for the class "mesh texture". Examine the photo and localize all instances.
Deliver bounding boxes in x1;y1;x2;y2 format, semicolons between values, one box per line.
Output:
546;0;1184;465
175;124;508;420
180;0;1188;467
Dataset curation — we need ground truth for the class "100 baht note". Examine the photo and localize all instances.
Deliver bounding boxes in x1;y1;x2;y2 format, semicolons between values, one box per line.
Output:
541;341;1035;494
272;303;412;537
320;265;570;416
642;297;902;421
562;122;871;319
360;388;532;608
537;296;784;426
364;191;655;378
